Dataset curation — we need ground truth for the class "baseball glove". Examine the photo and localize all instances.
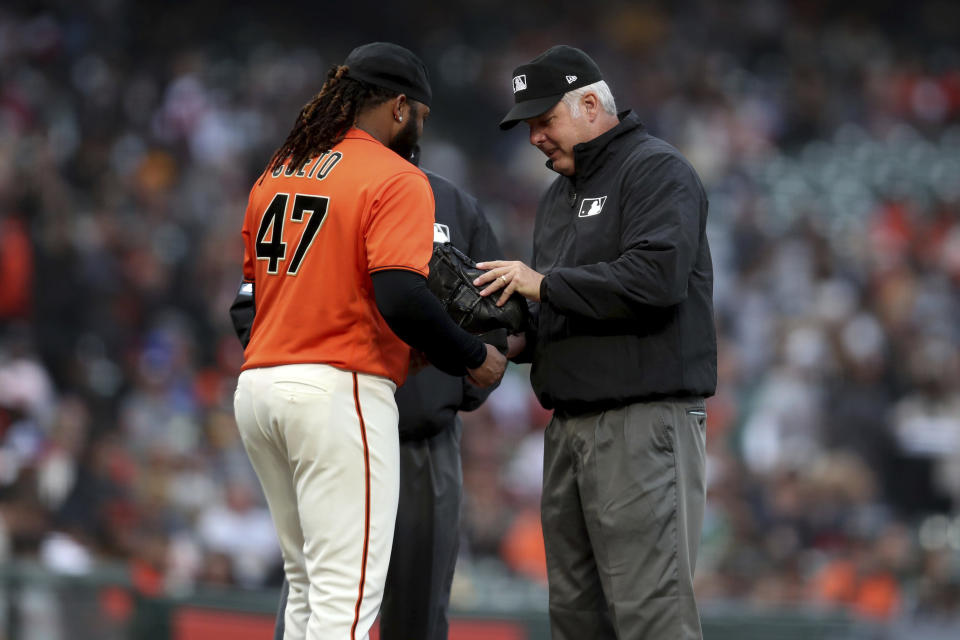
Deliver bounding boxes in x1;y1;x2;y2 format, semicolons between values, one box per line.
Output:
427;242;528;334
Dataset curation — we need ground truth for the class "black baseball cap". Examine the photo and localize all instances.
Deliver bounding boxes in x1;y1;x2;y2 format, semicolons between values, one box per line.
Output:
343;42;432;108
499;45;603;130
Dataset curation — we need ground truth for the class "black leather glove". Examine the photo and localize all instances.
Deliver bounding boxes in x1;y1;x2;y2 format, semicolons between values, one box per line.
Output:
426;242;528;334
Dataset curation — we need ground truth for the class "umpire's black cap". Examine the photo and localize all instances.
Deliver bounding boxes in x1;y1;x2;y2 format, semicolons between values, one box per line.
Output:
499;45;603;130
343;42;432;108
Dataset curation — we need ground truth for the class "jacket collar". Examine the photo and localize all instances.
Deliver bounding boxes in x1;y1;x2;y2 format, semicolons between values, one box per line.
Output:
557;110;644;182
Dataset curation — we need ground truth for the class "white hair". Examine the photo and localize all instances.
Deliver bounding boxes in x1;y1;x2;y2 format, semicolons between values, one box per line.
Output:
561;80;617;118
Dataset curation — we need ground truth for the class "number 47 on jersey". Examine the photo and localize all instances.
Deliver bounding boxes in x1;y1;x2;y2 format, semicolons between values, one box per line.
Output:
255;193;329;275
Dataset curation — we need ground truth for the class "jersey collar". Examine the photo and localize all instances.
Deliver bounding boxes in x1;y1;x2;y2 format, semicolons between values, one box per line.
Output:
344;127;383;145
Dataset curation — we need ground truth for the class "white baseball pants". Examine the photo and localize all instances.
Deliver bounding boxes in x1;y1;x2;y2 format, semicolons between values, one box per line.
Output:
234;364;400;640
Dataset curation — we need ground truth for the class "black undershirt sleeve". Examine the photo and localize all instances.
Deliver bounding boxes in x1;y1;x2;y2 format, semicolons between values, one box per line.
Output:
371;269;487;377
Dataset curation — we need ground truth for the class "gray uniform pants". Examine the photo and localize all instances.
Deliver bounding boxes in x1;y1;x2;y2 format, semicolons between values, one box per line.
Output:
542;398;707;640
274;420;462;640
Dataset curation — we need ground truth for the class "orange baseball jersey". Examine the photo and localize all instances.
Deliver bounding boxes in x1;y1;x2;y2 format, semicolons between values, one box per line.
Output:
239;127;435;385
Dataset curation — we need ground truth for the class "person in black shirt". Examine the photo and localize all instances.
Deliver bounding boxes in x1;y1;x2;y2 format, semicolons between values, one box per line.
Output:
477;45;717;640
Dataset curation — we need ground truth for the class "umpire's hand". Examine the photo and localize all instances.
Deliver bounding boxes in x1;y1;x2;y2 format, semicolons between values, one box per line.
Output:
474;260;545;306
467;343;507;388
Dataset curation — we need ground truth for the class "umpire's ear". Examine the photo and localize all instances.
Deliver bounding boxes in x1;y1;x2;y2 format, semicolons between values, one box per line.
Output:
229;281;255;348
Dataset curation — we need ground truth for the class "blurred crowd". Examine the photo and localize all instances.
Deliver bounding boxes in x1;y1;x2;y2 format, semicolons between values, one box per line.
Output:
1;0;959;630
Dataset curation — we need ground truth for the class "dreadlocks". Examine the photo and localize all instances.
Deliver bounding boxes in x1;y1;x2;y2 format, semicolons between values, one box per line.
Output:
265;64;399;176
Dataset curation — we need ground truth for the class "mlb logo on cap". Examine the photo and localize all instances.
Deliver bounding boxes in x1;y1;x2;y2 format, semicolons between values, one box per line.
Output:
513;75;527;93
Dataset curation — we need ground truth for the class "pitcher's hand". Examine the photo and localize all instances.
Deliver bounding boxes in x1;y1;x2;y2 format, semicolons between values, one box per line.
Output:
466;343;507;387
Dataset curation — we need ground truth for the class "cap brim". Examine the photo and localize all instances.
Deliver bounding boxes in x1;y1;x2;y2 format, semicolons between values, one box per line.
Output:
498;95;563;130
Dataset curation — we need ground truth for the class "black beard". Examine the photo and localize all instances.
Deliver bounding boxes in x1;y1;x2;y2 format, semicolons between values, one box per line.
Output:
388;114;420;161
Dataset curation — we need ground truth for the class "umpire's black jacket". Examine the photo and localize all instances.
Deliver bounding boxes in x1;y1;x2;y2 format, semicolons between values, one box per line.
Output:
394;170;502;440
529;110;717;414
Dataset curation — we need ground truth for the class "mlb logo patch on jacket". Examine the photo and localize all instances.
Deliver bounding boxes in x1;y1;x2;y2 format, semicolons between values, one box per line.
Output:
578;196;607;217
433;223;451;242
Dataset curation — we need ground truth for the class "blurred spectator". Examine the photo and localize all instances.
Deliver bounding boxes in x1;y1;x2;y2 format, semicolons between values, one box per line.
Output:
195;482;280;588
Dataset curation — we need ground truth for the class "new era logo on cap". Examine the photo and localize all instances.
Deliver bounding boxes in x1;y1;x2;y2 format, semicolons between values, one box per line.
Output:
566;75;577;84
512;75;527;93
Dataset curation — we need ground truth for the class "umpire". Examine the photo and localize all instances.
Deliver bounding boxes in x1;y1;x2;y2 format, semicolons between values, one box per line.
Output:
381;166;503;640
264;161;504;640
476;45;717;639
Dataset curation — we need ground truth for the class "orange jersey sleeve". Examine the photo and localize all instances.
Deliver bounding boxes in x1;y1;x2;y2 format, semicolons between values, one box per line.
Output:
365;171;434;276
